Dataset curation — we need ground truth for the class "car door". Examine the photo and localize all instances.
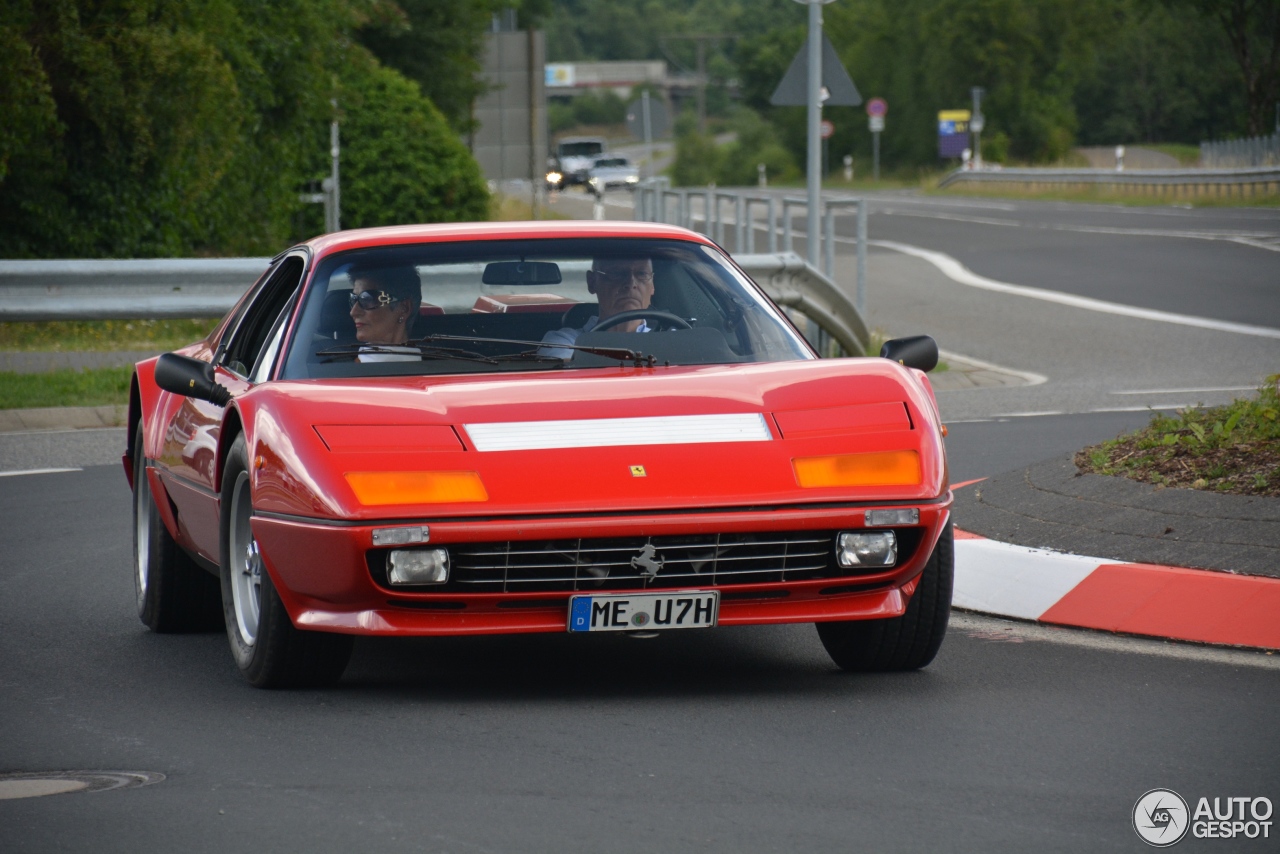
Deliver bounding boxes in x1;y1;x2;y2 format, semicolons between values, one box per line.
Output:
157;253;307;561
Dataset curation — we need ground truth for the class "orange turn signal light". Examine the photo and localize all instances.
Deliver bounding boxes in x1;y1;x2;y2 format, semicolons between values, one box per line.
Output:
345;471;488;505
792;451;921;488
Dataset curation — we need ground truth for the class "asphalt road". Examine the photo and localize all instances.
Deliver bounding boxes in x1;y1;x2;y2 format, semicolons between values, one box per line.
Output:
1;453;1276;853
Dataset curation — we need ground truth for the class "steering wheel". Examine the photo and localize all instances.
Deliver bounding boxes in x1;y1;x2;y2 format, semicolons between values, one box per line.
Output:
593;309;692;331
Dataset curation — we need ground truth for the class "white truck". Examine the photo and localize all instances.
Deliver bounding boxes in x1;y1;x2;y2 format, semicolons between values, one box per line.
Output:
547;137;607;190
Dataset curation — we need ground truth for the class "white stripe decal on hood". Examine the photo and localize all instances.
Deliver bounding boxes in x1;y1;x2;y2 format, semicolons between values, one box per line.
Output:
464;413;772;451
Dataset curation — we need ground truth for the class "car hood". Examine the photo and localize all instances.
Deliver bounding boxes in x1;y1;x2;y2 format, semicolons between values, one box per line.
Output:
242;359;946;520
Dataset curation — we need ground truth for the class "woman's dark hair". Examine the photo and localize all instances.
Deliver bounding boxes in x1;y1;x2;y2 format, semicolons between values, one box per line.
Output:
349;264;422;313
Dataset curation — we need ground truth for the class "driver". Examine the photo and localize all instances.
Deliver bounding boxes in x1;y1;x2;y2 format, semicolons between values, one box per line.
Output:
539;256;654;358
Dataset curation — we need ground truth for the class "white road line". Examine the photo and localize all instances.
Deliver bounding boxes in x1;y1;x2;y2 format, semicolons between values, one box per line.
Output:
938;349;1048;386
946;405;1199;422
1110;386;1256;395
0;467;82;477
874;207;1280;249
870;239;1280;339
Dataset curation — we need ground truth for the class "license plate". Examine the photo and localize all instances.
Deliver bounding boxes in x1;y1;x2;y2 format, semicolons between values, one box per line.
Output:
567;591;719;633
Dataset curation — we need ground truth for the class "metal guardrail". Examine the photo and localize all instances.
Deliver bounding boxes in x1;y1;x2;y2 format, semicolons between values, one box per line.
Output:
632;181;870;346
939;166;1280;192
734;252;868;357
0;252;868;356
1201;132;1280;169
0;258;270;321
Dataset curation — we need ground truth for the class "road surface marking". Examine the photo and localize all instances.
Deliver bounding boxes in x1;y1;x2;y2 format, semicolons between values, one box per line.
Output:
1110;385;1256;395
0;467;82;477
870;240;1280;339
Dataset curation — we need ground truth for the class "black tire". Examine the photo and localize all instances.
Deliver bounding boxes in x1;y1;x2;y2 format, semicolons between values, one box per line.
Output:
816;521;953;672
132;421;223;632
219;434;352;688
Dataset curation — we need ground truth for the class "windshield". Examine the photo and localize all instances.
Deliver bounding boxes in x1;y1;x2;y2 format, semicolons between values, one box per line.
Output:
593;158;630;168
279;237;812;380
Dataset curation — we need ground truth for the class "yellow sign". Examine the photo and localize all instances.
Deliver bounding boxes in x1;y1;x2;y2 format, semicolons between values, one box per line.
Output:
629;465;647;477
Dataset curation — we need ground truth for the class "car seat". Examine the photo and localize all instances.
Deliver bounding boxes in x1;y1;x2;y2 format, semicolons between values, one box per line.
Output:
318;290;357;341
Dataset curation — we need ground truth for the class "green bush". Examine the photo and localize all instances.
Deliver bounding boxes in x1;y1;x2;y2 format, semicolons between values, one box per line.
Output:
671;128;722;187
336;58;490;229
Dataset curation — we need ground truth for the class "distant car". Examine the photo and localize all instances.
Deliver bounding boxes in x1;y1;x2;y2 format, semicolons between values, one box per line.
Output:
128;220;953;688
588;156;640;193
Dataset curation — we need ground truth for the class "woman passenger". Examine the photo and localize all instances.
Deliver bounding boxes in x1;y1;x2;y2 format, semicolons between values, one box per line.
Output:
347;264;422;361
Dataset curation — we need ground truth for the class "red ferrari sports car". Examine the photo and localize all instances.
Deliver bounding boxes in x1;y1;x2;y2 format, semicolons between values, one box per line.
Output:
127;221;952;687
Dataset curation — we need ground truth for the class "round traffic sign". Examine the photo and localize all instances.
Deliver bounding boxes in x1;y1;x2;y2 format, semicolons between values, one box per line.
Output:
866;97;887;118
820;120;835;139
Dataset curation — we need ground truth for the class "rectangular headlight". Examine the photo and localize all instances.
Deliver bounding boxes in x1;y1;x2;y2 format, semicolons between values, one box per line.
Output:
345;471;488;505
793;451;921;488
389;548;450;585
837;531;897;567
866;509;919;527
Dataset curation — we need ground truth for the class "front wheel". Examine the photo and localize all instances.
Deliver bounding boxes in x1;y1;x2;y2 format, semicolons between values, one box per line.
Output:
220;434;352;688
816;521;953;672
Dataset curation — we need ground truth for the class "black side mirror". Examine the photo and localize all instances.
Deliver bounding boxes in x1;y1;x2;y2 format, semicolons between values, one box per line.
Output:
880;335;938;373
154;353;232;407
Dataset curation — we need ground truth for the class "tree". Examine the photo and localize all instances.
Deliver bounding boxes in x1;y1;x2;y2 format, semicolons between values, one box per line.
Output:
1178;0;1280;136
336;56;490;228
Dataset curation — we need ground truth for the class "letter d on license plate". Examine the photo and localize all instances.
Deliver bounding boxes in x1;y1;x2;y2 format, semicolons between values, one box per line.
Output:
567;591;719;633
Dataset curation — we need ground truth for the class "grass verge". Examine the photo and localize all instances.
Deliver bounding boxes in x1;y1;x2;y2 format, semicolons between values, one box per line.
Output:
0;319;217;352
1076;377;1280;497
0;367;133;410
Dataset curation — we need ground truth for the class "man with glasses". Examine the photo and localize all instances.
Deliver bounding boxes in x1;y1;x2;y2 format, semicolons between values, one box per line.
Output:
540;256;654;358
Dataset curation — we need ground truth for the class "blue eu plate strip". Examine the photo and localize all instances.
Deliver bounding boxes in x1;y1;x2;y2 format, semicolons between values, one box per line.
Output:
569;597;592;632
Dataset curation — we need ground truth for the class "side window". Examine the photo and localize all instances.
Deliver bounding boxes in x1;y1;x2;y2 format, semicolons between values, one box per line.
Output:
222;256;305;378
249;300;293;383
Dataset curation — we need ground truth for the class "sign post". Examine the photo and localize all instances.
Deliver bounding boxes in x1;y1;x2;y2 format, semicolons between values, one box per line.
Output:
866;97;886;181
970;87;985;168
775;0;852;265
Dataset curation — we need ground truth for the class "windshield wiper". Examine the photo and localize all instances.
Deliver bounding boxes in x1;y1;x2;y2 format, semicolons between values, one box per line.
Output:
413;334;656;367
315;342;498;364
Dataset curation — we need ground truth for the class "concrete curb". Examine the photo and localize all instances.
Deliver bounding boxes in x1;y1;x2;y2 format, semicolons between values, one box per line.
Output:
0;405;126;432
953;527;1280;651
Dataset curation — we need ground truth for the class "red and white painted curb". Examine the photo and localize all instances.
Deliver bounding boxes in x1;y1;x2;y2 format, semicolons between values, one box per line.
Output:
949;479;1280;651
952;529;1280;651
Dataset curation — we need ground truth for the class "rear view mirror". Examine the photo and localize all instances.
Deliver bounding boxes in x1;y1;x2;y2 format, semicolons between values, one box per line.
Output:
880;335;938;372
154;353;232;406
482;261;562;285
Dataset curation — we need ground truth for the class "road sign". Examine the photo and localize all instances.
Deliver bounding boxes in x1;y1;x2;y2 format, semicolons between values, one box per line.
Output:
866;97;887;118
938;109;971;158
869;115;885;132
626;97;669;140
769;34;862;107
820;120;835;139
970;114;985;134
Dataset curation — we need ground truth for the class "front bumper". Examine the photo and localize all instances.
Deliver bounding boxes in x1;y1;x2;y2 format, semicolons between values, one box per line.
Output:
252;499;951;636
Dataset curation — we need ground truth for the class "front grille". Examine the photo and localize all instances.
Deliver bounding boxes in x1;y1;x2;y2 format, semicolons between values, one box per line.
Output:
450;531;835;593
369;529;924;595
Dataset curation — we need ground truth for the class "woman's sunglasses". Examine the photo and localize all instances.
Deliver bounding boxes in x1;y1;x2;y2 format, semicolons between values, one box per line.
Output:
348;290;400;311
